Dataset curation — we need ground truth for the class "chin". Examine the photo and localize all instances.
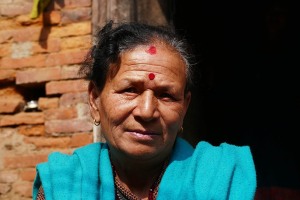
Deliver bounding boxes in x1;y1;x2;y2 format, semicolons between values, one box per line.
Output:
124;146;161;159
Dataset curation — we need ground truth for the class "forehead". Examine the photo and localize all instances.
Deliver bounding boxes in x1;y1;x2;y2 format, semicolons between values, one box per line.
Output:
116;43;186;78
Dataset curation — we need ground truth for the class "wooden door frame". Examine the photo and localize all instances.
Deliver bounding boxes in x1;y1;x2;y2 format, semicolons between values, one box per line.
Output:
92;0;172;33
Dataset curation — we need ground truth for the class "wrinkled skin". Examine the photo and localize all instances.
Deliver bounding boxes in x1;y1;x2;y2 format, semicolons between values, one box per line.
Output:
89;43;191;165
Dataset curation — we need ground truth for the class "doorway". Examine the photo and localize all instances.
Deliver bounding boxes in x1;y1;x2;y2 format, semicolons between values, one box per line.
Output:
172;0;300;189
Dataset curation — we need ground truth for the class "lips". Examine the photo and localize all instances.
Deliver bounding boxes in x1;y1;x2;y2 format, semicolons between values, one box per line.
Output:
124;126;162;137
130;129;160;136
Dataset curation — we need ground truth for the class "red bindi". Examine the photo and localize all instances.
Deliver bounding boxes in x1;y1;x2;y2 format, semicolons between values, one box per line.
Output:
146;45;156;55
148;73;155;80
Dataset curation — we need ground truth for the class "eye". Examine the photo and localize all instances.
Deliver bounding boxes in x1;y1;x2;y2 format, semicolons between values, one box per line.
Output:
123;87;138;94
158;93;175;101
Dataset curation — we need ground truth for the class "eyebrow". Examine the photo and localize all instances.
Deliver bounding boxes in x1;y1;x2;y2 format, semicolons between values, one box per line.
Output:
120;77;178;93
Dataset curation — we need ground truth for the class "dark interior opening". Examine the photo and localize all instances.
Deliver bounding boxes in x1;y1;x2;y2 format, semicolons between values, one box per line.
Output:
172;0;300;189
17;84;46;108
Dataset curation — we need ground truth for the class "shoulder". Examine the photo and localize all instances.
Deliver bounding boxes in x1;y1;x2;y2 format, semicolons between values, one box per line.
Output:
40;142;105;165
35;142;106;176
172;137;195;158
159;140;256;199
193;141;257;199
194;141;254;164
195;141;252;154
33;142;108;199
39;142;108;171
73;142;105;157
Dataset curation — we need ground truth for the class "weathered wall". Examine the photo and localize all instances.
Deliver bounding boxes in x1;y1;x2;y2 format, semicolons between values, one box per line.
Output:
0;0;93;199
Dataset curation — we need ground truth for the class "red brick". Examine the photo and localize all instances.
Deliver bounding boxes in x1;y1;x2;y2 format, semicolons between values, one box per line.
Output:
16;67;61;84
61;35;91;50
43;10;61;25
17;125;45;136
57;0;91;9
0;0;13;3
59;91;88;107
76;102;90;118
0;183;11;195
38;97;59;110
45;119;92;134
0;17;22;28
15;14;41;26
4;154;48;168
0;171;18;183
0;86;23;97
0;98;25;113
32;38;61;54
70;132;92;147
46;79;88;95
0;112;44;127
24;136;71;148
0;3;32;17
20;168;36;182
61;65;81;79
13;26;43;42
16;65;81;85
0;43;11;57
0;29;14;44
0;70;15;83
44;107;77;120
61;7;91;24
14;181;33;197
45;49;88;67
10;41;33;59
49;22;91;38
0;54;46;69
14;0;35;3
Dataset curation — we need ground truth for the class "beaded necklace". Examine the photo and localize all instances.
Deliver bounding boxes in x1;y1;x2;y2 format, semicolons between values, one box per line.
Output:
112;160;168;200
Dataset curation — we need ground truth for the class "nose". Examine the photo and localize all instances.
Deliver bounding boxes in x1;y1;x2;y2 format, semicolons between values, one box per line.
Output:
133;90;159;121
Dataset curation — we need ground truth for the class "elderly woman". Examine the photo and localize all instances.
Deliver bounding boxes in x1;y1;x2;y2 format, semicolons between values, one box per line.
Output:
32;21;256;200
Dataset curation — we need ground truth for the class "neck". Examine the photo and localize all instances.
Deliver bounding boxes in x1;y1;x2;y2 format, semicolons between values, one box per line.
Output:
109;151;169;199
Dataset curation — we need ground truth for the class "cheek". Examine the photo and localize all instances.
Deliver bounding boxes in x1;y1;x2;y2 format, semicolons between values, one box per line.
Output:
99;95;135;125
160;104;185;130
98;103;122;142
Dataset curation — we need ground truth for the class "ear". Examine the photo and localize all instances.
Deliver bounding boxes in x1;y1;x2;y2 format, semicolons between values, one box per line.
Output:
88;82;101;123
183;91;191;117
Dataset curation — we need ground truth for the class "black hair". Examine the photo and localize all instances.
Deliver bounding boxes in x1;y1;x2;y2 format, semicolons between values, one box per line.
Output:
79;20;195;93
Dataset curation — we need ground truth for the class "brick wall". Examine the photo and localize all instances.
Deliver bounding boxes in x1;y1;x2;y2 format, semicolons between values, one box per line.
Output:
0;0;93;199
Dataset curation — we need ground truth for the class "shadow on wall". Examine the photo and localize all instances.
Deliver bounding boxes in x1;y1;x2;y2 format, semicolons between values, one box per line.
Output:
37;0;66;48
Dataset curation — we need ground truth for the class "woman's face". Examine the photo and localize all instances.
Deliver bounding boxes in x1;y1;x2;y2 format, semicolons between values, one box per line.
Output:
89;43;191;161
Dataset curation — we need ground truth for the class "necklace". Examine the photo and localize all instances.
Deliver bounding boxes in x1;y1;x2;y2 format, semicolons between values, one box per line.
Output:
112;160;168;200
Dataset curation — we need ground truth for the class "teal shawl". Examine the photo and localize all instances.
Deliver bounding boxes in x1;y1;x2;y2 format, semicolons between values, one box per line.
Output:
33;138;256;199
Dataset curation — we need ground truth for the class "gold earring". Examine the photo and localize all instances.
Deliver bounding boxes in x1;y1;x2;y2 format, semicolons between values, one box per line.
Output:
94;119;100;126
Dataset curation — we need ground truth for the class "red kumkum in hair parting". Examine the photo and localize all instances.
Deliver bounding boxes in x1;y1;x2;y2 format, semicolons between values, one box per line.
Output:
146;45;156;55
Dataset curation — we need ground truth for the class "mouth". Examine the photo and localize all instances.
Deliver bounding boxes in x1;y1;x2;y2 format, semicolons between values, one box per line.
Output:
132;129;159;135
126;129;160;139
